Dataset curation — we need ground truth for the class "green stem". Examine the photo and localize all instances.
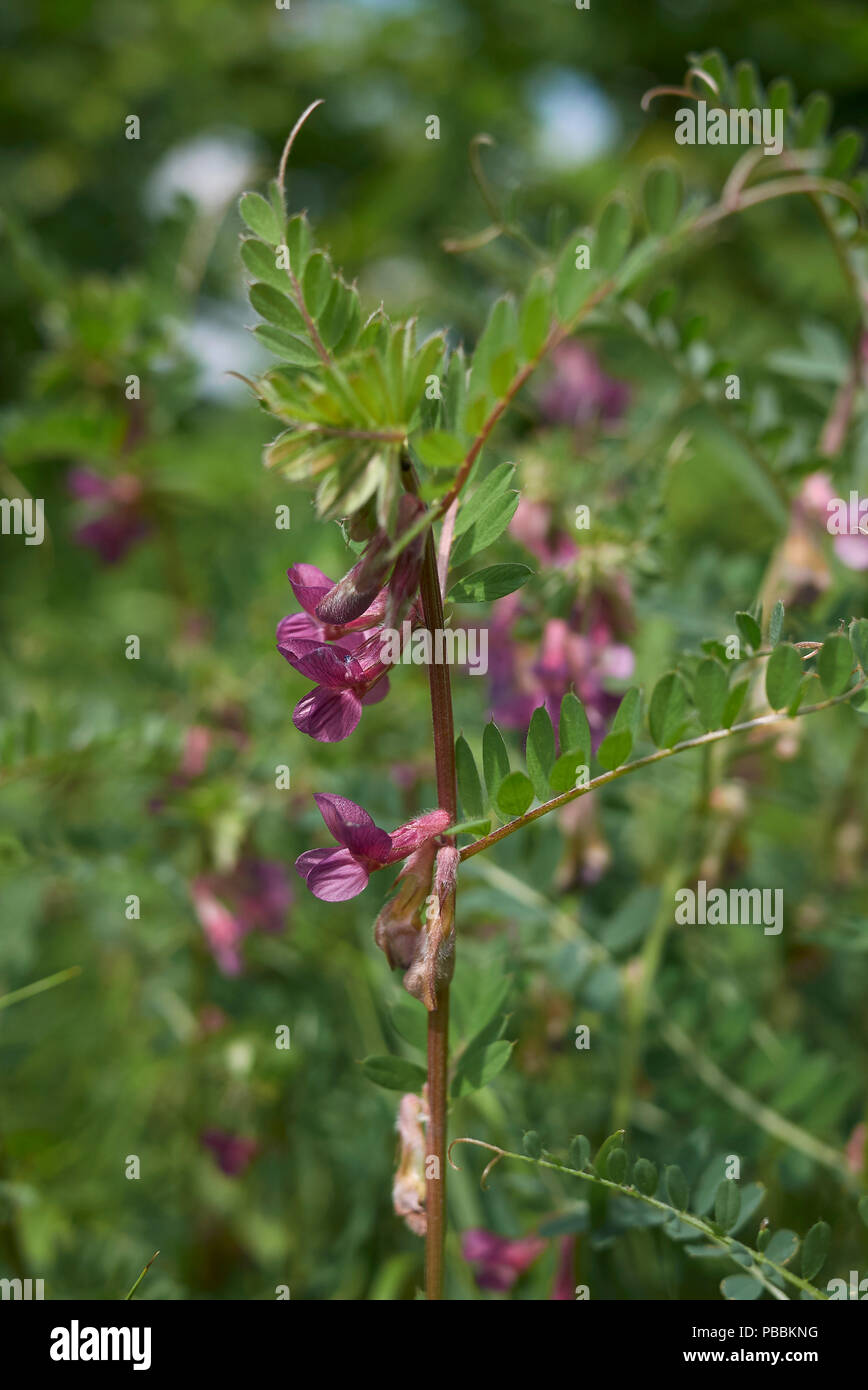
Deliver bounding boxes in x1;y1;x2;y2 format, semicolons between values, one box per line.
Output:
459;681;867;862
449;1140;829;1300
123;1250;159;1301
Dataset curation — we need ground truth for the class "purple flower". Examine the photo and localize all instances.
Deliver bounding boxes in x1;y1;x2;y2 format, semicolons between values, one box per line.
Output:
315;535;392;627
482;582;634;750
191;857;292;975
201;1129;258;1176
280;563;388;646
461;1229;546;1292
510;497;578;569
314;495;426;630
68;467;150;565
278;629;392;742
295;794;450;902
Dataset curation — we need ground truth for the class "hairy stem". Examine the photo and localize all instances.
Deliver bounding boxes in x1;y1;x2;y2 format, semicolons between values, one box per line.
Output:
417;508;458;1301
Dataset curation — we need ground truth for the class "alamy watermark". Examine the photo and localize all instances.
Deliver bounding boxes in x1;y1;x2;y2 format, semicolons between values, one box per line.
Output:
0;1277;44;1299
826;491;868;537
379;622;488;675
50;1321;151;1370
675;100;783;156
675;880;783;935
0;497;44;545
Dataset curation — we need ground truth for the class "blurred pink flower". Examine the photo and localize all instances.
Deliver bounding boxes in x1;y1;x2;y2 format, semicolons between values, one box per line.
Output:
846;1122;866;1175
510;497;579;569
177;725;212;783
794;470;868;576
201;1129;258;1176
461;1229;546;1292
191;858;292;975
68;467;150;565
539;341;629;430
483;583;634;749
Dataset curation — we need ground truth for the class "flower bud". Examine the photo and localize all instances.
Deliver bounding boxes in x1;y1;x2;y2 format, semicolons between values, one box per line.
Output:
373;840;437;969
315;531;391;626
392;1092;428;1236
403;844;458;1010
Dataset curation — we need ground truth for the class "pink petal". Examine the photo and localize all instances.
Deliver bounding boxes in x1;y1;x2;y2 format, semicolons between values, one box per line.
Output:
502;1236;547;1272
314;793;392;860
300;847;371;901
360;675;390;706
287;563;334;616
351;632;392;682
281;640;354;687
67;466;112;499
462;1230;504;1262
295;847;340;881
293;686;363;742
834;534;868;570
277;612;324;647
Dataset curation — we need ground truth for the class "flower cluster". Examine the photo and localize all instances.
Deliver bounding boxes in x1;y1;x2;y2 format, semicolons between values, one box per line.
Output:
485;498;635;749
276;496;426;743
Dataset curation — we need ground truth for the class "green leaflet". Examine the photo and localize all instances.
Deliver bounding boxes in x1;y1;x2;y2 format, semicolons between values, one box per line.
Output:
643;162;683;235
714;1178;741;1232
597;686;640;770
253;324;323;367
559;692;591;767
817;634;854;696
851;618;868;674
495;770;534;819
518;271;552;359
411;429;466;470
302;251;334;318
448;564;532;603
482;721;511;806
360;1055;427;1092
455;735;487;821
694;659;729;731
554;228;597;321
648;672;691;748
766;643;803;710
241;237;293;294
239;191;283;245
450;1040;514;1098
595;194;633;272
249;281;308;335
735;611;762;652
450;486;518;566
525;705;556;801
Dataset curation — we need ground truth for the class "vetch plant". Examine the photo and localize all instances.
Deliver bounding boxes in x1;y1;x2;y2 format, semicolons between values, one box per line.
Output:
236;63;868;1300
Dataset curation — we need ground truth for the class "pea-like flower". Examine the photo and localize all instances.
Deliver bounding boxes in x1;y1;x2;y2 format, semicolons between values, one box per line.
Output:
295;794;450;902
278;629;392;742
278;563;388;647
